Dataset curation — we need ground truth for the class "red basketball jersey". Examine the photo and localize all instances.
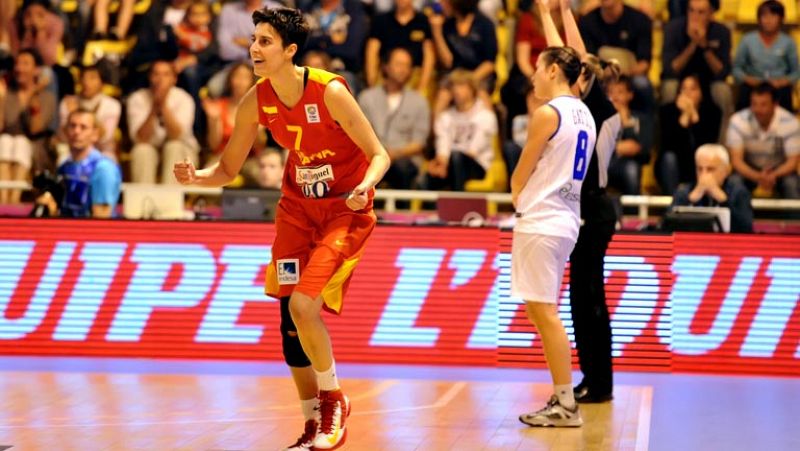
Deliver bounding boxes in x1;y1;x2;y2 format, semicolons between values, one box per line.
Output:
256;68;370;202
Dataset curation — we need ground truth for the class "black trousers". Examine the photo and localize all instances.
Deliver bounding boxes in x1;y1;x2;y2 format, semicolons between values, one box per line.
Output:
569;218;616;394
383;157;419;190
423;151;486;191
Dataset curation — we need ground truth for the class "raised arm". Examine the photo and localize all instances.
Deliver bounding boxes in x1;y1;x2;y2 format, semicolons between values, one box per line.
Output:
559;0;586;56
429;13;454;69
364;38;381;88
537;0;563;47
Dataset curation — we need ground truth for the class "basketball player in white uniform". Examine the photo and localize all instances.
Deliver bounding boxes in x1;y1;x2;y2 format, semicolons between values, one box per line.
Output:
511;46;596;427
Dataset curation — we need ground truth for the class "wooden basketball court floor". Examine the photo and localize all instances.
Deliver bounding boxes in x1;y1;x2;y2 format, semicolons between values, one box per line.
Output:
0;358;798;451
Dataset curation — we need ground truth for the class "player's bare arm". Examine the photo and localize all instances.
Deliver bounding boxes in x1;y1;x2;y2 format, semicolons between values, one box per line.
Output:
173;86;260;186
511;105;559;207
324;80;391;209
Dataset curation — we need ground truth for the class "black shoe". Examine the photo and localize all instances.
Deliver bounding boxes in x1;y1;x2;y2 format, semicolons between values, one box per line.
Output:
574;384;613;403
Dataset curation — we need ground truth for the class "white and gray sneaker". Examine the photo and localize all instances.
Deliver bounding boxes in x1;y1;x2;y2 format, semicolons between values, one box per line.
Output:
519;395;583;427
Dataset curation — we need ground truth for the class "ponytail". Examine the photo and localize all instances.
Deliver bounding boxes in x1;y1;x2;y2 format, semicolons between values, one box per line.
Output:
581;54;621;87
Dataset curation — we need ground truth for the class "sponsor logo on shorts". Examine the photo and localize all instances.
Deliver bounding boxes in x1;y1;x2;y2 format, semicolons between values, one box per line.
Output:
277;259;300;285
305;104;320;123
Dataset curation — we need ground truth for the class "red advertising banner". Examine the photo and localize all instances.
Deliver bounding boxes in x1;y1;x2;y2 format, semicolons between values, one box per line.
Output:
671;234;800;375
0;220;797;376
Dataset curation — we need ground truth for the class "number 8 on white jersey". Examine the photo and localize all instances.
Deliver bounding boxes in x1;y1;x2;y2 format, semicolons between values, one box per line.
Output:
515;96;597;241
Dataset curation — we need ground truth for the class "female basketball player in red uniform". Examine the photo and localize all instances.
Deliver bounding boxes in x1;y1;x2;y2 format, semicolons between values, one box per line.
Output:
174;8;390;450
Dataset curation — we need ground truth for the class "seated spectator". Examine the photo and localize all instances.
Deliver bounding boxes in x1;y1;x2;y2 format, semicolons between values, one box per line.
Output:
302;0;369;92
425;69;497;191
658;74;721;194
430;0;497;113
17;1;63;68
202;62;257;166
365;0;434;93
254;147;284;189
302;50;333;71
218;0;279;65
732;0;799;112
174;0;221;136
670;143;753;233
57;65;122;160
359;47;431;190
0;48;56;204
174;0;219;87
726;82;800;199
606;75;652;195
579;0;654;115
126;60;199;184
92;0;135;40
209;0;280;96
660;0;732;141
16;0;70;102
33;109;121;218
123;2;182;95
502;78;544;180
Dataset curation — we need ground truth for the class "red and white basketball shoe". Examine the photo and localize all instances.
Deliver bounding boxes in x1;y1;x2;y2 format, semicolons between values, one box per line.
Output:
282;418;319;450
312;390;351;450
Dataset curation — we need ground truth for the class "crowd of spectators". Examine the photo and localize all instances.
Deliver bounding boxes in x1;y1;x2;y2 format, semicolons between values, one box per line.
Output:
1;0;800;220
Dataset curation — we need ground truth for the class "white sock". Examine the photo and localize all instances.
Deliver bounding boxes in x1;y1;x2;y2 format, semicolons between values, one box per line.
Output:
315;361;340;392
554;384;576;409
301;397;319;421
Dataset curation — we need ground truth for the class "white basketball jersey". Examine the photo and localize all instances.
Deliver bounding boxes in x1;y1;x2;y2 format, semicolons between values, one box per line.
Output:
514;96;597;240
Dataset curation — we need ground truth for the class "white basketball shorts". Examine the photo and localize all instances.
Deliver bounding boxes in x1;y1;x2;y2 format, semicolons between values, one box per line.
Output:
511;232;575;303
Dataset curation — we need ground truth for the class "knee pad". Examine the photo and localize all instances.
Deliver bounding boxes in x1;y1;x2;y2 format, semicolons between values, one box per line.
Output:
280;296;311;367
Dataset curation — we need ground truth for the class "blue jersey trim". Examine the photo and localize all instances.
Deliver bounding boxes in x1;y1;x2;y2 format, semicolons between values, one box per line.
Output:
547;104;561;141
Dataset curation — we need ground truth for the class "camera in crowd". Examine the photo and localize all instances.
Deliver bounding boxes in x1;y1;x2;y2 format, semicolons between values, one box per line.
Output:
29;170;65;218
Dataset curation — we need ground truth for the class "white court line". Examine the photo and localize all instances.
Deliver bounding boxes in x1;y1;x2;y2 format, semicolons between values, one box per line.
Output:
635;386;653;451
351;381;466;416
0;380;463;429
244;379;398;411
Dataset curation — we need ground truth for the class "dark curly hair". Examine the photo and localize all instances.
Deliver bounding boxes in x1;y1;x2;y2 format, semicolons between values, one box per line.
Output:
252;7;309;51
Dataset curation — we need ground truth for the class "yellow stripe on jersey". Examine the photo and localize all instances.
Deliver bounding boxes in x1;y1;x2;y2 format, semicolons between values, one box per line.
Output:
306;67;343;86
262;106;278;114
265;261;280;296
321;254;362;314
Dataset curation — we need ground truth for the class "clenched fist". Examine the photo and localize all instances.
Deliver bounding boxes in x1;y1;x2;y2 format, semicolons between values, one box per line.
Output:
173;159;197;185
346;183;370;211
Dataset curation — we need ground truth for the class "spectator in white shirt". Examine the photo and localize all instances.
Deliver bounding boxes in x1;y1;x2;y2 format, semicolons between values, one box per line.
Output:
425;69;497;191
726;82;800;198
126;60;199;184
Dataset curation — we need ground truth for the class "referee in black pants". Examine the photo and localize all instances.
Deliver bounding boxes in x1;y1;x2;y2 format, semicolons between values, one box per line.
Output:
570;65;620;404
